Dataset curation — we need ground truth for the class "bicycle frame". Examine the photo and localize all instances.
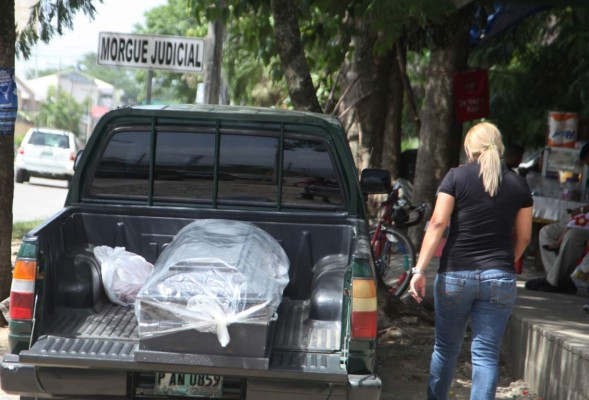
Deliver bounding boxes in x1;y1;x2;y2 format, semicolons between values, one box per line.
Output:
370;182;427;296
371;182;400;244
370;191;397;258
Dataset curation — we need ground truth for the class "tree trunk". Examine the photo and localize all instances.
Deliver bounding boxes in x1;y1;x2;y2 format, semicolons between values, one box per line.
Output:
381;43;404;178
204;17;225;105
395;39;421;135
270;0;322;113
337;22;391;171
409;11;471;247
0;0;16;309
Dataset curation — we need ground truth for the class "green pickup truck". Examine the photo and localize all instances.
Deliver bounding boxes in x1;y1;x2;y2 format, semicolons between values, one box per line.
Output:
2;105;388;400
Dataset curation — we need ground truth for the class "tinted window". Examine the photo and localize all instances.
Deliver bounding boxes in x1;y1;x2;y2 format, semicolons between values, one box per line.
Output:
87;129;344;209
154;131;215;202
29;132;46;146
54;135;70;148
29;131;70;148
89;131;150;199
282;138;343;207
218;134;279;204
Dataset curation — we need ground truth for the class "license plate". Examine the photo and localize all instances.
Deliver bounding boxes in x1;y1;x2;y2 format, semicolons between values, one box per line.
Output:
154;372;223;397
40;148;53;157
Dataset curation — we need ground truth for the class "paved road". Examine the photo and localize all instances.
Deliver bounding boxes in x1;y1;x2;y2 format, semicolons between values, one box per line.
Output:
13;178;68;223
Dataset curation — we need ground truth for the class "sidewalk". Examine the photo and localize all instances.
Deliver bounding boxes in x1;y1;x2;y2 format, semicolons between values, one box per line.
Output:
505;272;589;400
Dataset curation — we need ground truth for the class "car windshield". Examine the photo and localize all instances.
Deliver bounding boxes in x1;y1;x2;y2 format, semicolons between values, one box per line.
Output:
30;132;70;148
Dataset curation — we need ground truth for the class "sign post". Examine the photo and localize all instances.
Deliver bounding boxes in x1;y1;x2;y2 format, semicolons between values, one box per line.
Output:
98;32;206;103
453;69;489;123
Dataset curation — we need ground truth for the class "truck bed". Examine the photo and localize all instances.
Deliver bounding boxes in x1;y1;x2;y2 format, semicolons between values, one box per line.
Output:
21;298;344;378
20;206;357;378
41;298;340;352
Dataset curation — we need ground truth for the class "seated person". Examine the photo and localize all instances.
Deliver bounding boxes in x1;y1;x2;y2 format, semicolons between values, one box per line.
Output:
542;212;589;254
526;143;589;294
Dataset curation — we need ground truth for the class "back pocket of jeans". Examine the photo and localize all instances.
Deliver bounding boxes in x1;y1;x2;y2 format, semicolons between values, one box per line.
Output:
437;275;465;305
490;279;516;308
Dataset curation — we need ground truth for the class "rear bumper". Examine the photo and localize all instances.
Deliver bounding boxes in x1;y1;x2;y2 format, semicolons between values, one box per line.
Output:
1;354;127;398
26;170;74;180
15;161;74;175
1;354;381;399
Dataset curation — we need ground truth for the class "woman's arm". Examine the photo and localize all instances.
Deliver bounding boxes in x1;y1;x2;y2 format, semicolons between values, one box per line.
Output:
414;193;455;272
514;206;533;261
409;193;455;302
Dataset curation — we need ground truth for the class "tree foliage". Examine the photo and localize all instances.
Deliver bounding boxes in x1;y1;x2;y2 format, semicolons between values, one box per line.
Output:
184;0;454;111
76;54;142;105
134;0;207;103
471;6;589;149
222;14;283;106
17;0;102;59
35;86;89;136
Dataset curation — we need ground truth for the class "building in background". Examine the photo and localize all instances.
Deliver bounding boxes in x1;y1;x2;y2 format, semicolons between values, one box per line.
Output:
20;70;122;140
14;75;39;136
27;69;120;109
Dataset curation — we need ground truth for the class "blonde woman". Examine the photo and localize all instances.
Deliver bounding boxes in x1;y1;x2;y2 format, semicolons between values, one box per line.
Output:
409;122;533;400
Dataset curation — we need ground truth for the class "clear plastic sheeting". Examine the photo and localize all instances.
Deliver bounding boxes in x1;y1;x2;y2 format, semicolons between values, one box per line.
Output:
135;219;290;347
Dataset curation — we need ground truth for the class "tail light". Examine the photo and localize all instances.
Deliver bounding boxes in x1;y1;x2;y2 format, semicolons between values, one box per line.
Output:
69;151;76;161
9;258;37;320
18;147;24;155
351;278;377;339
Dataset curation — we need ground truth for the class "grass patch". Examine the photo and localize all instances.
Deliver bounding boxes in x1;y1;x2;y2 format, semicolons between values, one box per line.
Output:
12;220;43;241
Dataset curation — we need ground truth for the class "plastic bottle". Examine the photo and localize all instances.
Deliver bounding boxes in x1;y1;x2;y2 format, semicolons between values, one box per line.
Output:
565;177;580;201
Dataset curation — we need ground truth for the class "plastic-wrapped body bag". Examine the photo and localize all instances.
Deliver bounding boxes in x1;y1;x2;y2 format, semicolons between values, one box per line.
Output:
135;219;290;347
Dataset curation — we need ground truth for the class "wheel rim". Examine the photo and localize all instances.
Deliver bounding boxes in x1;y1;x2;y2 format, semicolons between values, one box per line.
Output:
373;228;415;296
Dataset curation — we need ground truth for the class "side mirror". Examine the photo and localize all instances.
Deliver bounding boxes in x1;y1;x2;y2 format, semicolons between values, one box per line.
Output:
361;168;391;194
74;149;84;171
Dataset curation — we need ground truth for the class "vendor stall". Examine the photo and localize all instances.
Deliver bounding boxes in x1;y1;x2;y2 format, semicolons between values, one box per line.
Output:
524;111;587;269
528;145;589;223
532;195;584;224
528;108;587;222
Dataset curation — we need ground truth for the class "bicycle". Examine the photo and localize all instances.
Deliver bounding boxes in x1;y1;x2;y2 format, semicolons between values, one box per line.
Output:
370;181;428;297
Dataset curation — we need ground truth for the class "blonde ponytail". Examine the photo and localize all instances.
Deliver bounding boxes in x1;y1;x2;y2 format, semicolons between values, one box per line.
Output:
464;122;504;196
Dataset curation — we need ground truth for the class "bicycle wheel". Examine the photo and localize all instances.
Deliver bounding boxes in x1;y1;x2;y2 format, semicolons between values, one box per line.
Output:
371;227;416;297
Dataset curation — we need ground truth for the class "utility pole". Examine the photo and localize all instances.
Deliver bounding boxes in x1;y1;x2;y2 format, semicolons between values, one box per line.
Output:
146;70;153;105
203;7;225;105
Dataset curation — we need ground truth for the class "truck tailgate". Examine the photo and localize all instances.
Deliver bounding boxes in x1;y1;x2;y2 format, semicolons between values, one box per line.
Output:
18;300;346;383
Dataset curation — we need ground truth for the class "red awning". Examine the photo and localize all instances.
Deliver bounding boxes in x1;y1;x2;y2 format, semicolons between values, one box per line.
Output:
90;105;109;119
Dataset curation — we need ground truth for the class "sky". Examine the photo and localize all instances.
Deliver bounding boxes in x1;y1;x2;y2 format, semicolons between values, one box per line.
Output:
16;0;168;77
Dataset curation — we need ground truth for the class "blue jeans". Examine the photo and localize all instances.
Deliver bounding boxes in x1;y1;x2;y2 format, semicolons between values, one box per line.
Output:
428;269;517;400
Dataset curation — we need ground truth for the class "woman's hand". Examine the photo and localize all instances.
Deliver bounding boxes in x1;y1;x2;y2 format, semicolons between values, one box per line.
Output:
409;273;426;303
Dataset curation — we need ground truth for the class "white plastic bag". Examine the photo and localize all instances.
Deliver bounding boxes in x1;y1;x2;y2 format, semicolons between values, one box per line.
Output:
572;252;589;290
94;246;154;307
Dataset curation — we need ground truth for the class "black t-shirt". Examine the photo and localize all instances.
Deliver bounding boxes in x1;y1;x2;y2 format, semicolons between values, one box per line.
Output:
437;162;533;273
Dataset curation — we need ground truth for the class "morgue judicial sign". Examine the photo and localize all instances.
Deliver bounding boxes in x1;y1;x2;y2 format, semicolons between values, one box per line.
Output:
98;32;205;73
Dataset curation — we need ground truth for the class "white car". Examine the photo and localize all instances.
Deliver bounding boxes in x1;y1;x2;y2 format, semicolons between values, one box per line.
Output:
15;128;83;186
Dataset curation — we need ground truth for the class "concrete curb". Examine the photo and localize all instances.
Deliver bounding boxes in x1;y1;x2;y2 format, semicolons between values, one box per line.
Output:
503;281;589;400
